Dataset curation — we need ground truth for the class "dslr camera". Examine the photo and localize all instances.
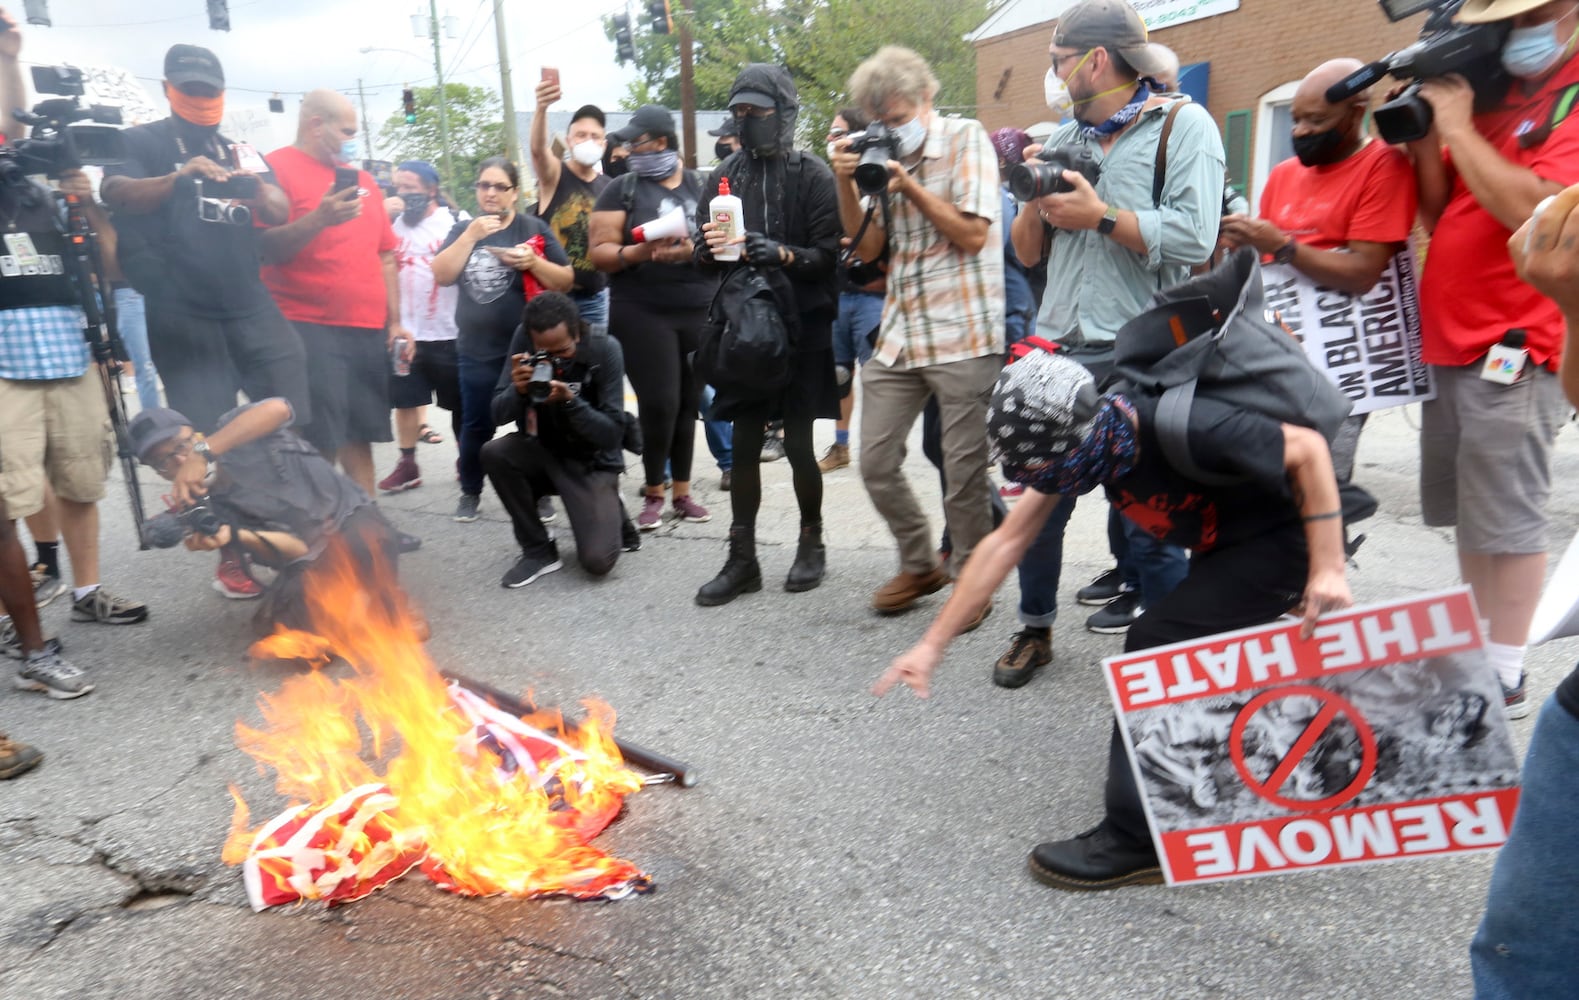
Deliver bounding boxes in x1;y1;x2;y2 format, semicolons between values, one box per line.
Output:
845;123;898;195
1008;145;1101;203
195;178;254;226
1;66;125;183
141;498;226;549
1325;0;1511;144
524;351;557;403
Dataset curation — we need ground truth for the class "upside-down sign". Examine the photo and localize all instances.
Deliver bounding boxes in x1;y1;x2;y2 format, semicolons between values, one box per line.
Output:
1103;588;1521;886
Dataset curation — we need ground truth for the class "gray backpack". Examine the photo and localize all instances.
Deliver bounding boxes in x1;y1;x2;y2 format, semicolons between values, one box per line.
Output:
1108;246;1351;486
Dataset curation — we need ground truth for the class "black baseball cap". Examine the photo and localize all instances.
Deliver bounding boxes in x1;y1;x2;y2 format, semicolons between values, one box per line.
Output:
163;44;225;90
727;88;775;109
1052;0;1167;77
128;408;195;465
608;105;677;144
707;119;738;138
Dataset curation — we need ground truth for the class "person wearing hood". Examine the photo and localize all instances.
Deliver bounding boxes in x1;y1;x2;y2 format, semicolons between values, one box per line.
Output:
693;64;842;605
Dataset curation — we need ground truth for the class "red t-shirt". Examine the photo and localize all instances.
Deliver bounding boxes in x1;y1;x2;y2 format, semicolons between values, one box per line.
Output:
260;145;396;329
1419;58;1579;369
1258;139;1417;251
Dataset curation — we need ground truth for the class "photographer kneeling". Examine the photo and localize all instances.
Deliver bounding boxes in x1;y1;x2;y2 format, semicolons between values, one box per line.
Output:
480;292;629;588
129;399;411;636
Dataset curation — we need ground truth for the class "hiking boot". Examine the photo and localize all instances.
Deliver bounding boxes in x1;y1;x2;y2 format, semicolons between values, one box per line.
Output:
719;469;733;492
1503;673;1530;720
0;733;43;779
993;629;1052;689
817;443;850;472
15;648;93;700
453;493;481;523
785;523;826;592
0;618;63;661
1076;568;1125;606
871;564;950;613
501;549;563;589
538;497;556;523
214;555;262;599
1085;590;1142;634
378;454;422;493
1028;824;1163;892
30;564;67;608
696;527;762;607
70;587;148;625
760;435;785;462
672;494;710;523
637;493;665;531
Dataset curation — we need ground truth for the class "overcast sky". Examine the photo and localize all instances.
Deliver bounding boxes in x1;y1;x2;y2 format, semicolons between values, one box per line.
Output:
11;0;640;151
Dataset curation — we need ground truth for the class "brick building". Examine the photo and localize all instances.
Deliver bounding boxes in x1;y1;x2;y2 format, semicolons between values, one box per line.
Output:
969;0;1423;207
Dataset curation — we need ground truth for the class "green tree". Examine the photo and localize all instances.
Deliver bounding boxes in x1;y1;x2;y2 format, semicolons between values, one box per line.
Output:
378;82;507;215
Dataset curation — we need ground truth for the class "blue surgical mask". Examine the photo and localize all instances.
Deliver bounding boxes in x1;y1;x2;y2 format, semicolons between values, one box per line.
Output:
1502;14;1579;79
892;114;927;157
340;139;360;163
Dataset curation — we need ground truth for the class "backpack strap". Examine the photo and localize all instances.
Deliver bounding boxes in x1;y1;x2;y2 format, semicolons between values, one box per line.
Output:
1153;377;1240;487
1152;98;1188;210
1518;82;1579;149
619;171;640;214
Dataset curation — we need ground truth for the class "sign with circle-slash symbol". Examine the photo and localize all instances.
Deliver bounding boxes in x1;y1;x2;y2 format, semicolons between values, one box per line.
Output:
1229;685;1378;812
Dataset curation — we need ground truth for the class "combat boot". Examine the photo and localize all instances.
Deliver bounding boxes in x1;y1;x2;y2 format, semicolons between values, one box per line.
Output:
785;522;825;592
696;526;762;606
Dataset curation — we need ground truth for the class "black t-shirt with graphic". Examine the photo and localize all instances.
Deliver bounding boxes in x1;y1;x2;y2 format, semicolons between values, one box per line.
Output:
1104;393;1298;554
535;168;609;298
440;213;570;361
592;171;716;311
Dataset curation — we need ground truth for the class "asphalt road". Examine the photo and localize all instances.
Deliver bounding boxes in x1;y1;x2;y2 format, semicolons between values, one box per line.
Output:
1;403;1574;1000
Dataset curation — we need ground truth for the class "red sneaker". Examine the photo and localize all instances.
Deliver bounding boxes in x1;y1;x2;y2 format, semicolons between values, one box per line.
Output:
378;454;422;493
214;556;262;600
999;482;1026;499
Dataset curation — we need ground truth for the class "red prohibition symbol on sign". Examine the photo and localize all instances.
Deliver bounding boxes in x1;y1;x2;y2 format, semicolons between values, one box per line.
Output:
1229;685;1379;812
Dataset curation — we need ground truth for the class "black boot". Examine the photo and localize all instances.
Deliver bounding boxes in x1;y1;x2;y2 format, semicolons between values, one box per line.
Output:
785;522;825;593
696;526;762;607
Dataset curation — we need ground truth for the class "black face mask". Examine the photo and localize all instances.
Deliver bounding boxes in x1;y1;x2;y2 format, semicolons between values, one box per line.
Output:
604;155;629;179
399;192;431;220
740;115;781;158
1292;124;1353;168
714;139;735;160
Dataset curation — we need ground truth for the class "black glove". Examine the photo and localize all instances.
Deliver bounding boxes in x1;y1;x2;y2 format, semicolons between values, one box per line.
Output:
743;231;789;268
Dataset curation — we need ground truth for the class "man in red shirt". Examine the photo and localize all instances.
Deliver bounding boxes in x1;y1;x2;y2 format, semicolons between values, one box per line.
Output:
1407;0;1579;719
260;89;411;500
1220;57;1419;482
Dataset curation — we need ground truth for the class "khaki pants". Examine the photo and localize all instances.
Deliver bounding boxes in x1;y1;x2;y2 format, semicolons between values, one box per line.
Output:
858;354;1001;575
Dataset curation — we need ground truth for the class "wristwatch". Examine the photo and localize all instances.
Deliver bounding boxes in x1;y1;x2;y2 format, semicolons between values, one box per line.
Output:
192;439;214;465
1272;239;1297;265
1097;205;1119;236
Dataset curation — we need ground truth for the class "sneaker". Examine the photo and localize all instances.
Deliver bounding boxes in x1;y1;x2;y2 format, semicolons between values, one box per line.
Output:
1503;673;1530;720
30;564;67;608
672;494;711;523
760;435;786;462
817;443;850;472
15;649;93;700
621;518;643;552
1085;590;1142;634
999;481;1025;499
394;530;423;554
1028;824;1163;892
70;587;148;625
719;469;733;492
214;556;262;600
0;732;43;779
637;494;665;531
993;629;1052;689
1076;568;1125;606
377;455;422;493
0;618;63;660
453;493;481;523
538;497;556;523
501;550;563;589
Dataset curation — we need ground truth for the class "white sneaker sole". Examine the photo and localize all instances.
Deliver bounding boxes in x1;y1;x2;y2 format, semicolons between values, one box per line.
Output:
503;559;562;589
213;579;263;600
14;674;93;699
380;478;423;494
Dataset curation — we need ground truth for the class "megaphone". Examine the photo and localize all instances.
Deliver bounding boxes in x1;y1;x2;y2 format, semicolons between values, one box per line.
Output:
1531;529;1579;644
631;205;688;244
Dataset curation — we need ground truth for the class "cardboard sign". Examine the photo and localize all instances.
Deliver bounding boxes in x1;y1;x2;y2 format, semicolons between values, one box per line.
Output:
1104;589;1520;885
1261;249;1434;415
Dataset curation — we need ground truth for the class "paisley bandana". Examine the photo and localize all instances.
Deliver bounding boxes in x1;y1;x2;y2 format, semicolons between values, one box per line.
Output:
1001;396;1138;496
1079;84;1150;139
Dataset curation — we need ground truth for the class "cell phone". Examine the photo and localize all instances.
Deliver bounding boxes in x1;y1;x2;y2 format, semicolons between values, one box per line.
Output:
333;166;360;193
541;66;560;88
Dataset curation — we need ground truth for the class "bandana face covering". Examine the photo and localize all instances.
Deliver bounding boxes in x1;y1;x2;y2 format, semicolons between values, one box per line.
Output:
165;82;224;127
1001;396;1138;496
628;149;679;179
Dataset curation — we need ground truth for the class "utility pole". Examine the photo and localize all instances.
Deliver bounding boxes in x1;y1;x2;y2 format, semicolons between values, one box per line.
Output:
356;78;375;161
678;0;696;168
426;0;455;186
492;0;518;164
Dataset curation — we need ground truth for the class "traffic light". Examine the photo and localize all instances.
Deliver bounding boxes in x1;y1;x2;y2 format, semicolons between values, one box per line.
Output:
612;14;635;64
206;0;230;31
402;88;417;125
647;0;672;35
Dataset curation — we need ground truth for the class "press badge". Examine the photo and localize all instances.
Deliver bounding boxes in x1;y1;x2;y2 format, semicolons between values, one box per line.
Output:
1481;341;1528;385
230;142;269;174
4;232;40;270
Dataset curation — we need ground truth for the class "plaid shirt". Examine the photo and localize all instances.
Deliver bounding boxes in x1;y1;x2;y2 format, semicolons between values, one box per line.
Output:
0;305;90;381
872;115;1004;369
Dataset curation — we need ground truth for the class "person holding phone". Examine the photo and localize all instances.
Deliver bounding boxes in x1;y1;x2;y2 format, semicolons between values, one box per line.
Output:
529;68;612;330
431;157;574;524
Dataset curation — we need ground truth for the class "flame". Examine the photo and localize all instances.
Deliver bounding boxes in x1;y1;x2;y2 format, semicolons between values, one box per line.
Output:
224;538;649;905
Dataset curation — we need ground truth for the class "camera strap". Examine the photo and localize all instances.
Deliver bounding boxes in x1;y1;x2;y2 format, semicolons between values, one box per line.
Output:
1517;83;1579;150
838;191;890;271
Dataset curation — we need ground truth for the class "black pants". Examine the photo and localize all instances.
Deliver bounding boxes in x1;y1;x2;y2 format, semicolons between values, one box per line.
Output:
609;300;704;488
480;432;621;576
147;299;310;434
1102;529;1309;847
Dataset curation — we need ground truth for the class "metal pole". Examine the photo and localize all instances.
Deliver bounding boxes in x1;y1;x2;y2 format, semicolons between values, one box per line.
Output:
678;0;695;168
492;0;518;166
357;77;374;161
428;0;454;186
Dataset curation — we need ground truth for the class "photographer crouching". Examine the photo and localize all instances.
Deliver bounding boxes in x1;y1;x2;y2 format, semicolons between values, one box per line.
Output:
128;399;417;638
480;292;633;589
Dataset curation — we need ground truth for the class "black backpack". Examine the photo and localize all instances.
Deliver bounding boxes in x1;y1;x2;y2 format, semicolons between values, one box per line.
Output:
694;264;798;398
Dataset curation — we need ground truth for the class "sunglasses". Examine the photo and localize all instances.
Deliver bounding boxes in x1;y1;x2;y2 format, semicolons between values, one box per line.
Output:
475;181;515;193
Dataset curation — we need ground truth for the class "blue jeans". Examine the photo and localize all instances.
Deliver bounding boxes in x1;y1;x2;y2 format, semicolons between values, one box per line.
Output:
698;384;732;472
457;353;504;497
1471;693;1579;999
1015;494;1079;627
831;292;882;368
572;288;609;332
1110;507;1188;607
112;286;160;411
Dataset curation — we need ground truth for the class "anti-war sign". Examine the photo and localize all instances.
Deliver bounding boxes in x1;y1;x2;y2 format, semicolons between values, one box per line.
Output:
1104;589;1519;886
1262;250;1433;415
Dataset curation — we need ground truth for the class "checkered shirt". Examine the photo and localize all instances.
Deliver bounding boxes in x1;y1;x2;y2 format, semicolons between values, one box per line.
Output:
0;305;91;381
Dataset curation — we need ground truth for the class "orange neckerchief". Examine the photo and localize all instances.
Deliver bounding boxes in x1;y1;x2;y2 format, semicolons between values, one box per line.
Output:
165;82;224;127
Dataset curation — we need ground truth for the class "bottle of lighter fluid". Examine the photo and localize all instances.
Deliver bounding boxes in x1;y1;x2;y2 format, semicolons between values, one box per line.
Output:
710;177;743;261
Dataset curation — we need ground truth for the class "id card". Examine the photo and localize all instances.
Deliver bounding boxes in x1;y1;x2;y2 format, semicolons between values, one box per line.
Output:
3;232;39;270
230;142;269;174
1481;342;1528;385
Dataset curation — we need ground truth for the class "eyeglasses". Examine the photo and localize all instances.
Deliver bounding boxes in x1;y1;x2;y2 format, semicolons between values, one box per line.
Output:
152;438;194;475
475;181;515;193
826;127;848;139
1051;50;1089;74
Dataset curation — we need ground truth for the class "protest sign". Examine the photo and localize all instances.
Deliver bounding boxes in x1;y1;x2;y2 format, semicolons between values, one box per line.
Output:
1261;250;1433;415
1104;588;1520;886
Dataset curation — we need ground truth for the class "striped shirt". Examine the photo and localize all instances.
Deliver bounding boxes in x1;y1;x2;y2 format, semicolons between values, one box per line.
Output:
0;305;91;381
872;115;1004;368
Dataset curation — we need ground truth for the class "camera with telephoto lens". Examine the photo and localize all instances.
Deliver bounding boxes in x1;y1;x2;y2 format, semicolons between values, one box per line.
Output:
141;498;226;549
0;66;125;185
525;351;556;403
845;123;898;195
1325;0;1512;145
195;179;252;226
1008;145;1101;203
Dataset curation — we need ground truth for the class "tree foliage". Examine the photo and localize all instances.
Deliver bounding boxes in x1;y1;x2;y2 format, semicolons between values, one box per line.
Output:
377;82;506;215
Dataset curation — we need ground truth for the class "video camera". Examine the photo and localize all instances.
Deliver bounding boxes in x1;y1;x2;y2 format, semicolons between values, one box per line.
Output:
845;123;898;195
1324;0;1511;144
1;65;126;182
195;177;257;226
141;498;226;550
1008;145;1102;203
